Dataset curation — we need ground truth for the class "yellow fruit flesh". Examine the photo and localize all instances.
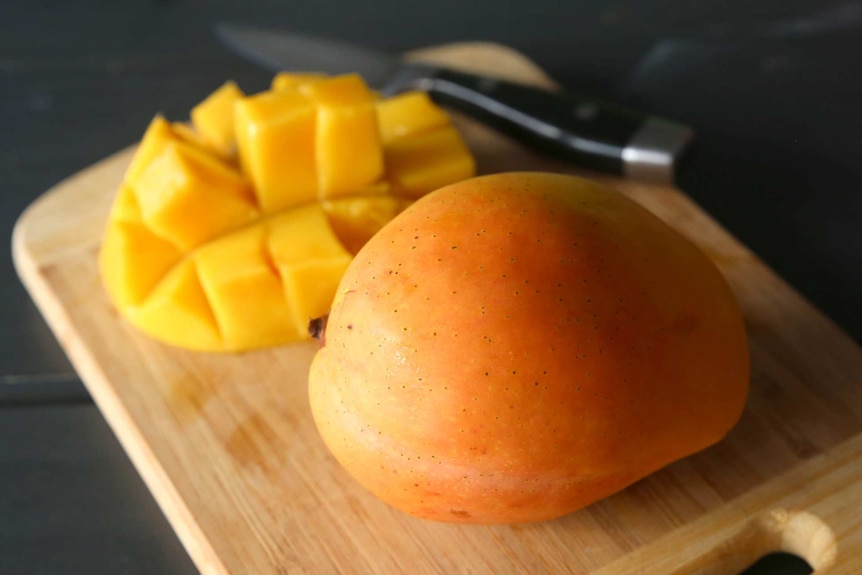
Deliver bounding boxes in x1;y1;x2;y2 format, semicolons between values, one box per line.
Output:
100;204;358;352
302;75;384;199
127;258;222;351
100;76;475;352
195;224;298;350
322;196;413;255
190;81;244;156
235;90;319;212
385;126;476;198
132;141;258;251
271;72;326;91
268;205;354;334
170;122;215;155
124;116;181;183
107;183;142;222
376;91;450;145
100;219;182;309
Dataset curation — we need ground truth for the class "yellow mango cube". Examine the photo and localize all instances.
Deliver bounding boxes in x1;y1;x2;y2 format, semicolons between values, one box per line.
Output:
301;74;384;199
235;90;318;212
124;116;227;183
128;258;223;351
268;205;353;334
322;196;413;255
107;183;143;223
376;91;450;145
195;224;298;350
99;220;182;309
132;141;258;251
191;81;244;156
385;126;476;198
271;72;326;92
125;116;181;183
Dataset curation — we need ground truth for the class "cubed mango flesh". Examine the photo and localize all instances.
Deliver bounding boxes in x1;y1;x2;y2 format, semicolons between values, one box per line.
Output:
301;74;384;199
322;196;413;255
195;224;298;350
384;126;476;198
124;116;184;183
99;219;182;309
132;141;258;251
190;81;244;156
170;122;218;157
100;202;358;352
268;205;354;335
107;183;143;223
235;89;319;213
376;91;450;144
127;258;223;352
271;72;326;92
100;76;476;352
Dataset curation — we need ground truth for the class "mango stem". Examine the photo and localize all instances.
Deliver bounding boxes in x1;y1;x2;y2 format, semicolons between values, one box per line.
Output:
308;315;328;345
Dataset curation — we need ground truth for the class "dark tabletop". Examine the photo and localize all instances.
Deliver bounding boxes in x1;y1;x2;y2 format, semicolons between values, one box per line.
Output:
3;1;860;573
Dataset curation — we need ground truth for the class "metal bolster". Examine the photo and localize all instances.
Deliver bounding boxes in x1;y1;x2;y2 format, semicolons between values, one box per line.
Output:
622;117;694;186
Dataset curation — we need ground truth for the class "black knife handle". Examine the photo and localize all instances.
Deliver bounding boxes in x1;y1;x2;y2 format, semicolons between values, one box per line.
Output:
390;66;693;184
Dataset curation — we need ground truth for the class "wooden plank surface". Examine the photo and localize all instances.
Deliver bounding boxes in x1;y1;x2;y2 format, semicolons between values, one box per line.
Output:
12;43;862;574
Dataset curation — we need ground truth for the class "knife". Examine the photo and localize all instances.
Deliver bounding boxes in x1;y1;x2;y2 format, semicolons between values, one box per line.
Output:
214;23;693;186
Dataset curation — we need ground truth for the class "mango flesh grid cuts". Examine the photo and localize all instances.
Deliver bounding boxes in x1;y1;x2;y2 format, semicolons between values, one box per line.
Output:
99;74;475;352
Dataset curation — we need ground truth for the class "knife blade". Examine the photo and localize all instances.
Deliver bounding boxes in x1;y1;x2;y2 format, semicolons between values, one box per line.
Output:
214;23;694;185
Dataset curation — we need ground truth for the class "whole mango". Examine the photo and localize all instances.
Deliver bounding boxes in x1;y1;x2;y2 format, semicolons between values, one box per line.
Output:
308;172;749;524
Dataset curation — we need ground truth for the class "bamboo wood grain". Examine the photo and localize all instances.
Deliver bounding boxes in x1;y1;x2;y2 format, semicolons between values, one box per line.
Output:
12;43;862;574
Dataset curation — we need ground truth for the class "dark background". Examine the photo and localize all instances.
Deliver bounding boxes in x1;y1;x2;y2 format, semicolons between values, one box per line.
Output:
3;1;860;573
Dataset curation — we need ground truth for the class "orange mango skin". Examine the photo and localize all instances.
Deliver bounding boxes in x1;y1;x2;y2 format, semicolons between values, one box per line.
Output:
308;172;750;524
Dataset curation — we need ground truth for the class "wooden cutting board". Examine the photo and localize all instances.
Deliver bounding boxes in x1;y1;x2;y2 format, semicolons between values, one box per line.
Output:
12;43;862;574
